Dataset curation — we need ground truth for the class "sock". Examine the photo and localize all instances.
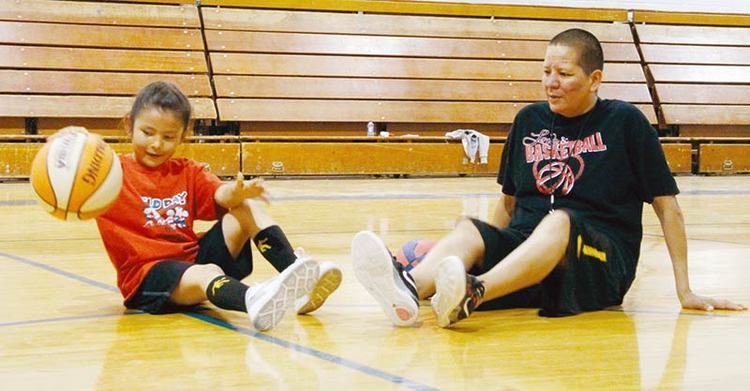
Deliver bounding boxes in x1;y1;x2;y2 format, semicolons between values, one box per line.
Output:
253;225;296;272
206;275;250;312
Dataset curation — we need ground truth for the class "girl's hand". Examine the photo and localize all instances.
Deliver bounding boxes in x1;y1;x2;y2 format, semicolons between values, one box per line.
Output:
228;172;270;207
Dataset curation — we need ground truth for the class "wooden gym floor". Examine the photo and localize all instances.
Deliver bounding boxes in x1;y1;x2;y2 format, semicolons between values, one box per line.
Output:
0;175;748;390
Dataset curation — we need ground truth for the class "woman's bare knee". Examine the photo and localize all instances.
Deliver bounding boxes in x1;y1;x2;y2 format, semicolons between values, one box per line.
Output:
526;210;571;261
444;218;486;264
537;210;571;237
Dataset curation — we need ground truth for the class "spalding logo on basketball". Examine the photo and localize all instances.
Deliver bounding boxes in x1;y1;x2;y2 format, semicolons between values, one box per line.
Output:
395;238;436;271
30;131;122;220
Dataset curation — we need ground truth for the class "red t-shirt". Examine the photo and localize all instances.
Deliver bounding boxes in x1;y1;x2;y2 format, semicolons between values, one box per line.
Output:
96;154;224;302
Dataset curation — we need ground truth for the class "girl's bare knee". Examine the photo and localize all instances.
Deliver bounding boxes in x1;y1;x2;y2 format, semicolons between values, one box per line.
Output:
192;263;224;280
240;199;275;230
172;263;225;305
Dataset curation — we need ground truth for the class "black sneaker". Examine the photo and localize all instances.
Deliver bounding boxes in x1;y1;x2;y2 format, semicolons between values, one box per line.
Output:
431;256;485;328
351;230;420;326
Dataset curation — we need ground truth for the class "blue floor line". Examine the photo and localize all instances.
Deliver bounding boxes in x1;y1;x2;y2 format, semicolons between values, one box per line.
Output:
0;252;119;293
186;312;438;391
0;251;438;390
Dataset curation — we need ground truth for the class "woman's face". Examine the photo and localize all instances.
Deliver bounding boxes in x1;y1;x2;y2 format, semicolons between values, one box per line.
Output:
542;44;601;118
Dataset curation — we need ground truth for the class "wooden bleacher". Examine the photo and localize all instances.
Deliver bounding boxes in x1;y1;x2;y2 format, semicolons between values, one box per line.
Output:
204;8;653;128
636;20;750;173
0;0;214;135
0;0;239;178
2;0;748;178
202;7;661;175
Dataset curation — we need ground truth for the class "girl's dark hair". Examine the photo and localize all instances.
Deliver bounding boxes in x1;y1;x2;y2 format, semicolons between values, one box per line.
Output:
129;81;192;130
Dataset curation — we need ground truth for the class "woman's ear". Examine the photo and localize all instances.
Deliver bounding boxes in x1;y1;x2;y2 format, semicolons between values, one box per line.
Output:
589;69;603;92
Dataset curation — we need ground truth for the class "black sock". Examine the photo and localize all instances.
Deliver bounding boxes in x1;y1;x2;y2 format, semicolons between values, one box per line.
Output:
253;225;296;272
206;275;250;312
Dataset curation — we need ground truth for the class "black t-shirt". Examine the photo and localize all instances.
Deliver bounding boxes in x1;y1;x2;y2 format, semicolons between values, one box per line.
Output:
498;99;679;259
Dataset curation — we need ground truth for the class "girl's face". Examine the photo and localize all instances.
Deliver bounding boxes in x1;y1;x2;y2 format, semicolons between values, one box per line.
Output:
129;106;186;168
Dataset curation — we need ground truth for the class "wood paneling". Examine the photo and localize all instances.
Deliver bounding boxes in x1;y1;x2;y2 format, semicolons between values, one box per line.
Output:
220;99;526;123
679;125;750;138
661;143;692;174
211;54;646;82
241;141;502;175
0;96;216;119
0;21;203;50
633;10;750;27
203;8;633;41
0;118;25;135
0;45;207;72
238;122;508;137
657;84;750;105
200;0;627;22
637;24;750;45
214;76;651;103
662;105;750;125
219;99;656;124
0;71;211;97
698;144;750;173
206;31;638;61
641;44;750;65
0;142;238;178
649;65;750;83
0;0;200;27
0;142;42;177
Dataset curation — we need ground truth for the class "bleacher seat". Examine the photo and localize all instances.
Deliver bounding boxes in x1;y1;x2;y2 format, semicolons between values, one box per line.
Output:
637;22;750;173
0;0;214;136
203;7;655;136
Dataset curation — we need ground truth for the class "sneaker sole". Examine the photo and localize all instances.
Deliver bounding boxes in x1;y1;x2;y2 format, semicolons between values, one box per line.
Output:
351;231;418;327
434;256;467;328
296;266;342;314
250;259;319;331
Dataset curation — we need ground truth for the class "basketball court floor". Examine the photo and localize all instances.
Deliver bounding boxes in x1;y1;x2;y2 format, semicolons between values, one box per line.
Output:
1;175;748;389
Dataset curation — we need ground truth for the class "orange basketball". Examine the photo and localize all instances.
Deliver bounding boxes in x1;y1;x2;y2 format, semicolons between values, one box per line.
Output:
30;131;122;221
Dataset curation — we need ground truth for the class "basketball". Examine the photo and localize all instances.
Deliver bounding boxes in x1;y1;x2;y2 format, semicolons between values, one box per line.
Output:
30;130;122;221
395;238;436;271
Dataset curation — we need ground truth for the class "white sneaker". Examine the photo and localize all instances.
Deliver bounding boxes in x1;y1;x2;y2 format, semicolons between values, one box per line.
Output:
351;230;419;327
431;256;485;328
245;258;318;331
295;261;342;314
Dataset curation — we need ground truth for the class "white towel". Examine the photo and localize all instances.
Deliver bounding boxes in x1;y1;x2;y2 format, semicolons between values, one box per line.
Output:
445;129;490;164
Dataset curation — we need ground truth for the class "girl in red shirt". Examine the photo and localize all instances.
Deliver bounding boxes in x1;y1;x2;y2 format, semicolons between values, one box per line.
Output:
61;81;341;331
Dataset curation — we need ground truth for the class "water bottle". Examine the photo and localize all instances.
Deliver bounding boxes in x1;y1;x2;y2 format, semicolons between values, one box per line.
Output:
366;121;376;136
